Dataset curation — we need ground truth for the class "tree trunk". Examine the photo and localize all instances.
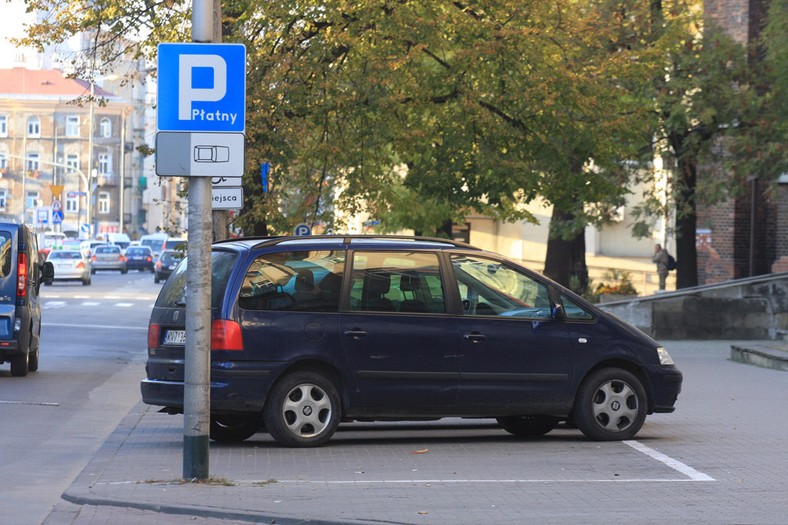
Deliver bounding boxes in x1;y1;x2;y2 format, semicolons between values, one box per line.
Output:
674;156;699;288
544;207;588;293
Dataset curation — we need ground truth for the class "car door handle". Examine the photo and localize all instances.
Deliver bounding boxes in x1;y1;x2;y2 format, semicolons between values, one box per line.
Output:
463;332;486;343
344;329;367;339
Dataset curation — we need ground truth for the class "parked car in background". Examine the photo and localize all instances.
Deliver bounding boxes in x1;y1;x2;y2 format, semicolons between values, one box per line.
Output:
125;246;155;273
90;244;127;274
154;249;184;283
141;236;683;447
45;249;91;285
0;222;54;376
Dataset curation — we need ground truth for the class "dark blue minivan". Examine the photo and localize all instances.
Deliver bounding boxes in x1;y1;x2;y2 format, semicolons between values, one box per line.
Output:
141;236;682;447
0;222;54;376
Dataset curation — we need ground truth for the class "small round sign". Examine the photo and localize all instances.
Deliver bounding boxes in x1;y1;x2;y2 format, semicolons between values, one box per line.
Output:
294;223;311;236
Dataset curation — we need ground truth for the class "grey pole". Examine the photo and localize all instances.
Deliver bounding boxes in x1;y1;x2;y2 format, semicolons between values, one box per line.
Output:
183;0;215;481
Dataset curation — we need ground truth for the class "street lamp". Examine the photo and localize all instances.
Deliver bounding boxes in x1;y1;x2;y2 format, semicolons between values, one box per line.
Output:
86;81;95;238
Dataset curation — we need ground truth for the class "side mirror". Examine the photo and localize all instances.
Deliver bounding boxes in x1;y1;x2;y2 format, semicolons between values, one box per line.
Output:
552;303;565;320
40;261;55;287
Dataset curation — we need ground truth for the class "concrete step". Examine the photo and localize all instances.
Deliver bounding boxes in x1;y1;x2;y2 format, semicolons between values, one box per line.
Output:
730;342;788;372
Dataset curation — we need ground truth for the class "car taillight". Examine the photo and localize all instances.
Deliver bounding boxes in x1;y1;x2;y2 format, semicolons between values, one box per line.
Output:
146;256;152;262
211;320;243;351
76;261;85;269
147;322;160;350
17;252;27;297
91;255;97;261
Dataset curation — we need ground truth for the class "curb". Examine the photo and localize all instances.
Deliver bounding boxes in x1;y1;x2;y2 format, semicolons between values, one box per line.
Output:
730;342;788;372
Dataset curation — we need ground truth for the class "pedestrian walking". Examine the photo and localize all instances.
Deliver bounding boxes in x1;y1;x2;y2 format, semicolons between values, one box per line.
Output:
652;243;669;291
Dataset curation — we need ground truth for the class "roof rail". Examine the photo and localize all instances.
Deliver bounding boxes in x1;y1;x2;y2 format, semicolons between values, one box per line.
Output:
221;234;479;250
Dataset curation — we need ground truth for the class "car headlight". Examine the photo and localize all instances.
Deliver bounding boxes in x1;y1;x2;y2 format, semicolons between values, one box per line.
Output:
656;346;674;365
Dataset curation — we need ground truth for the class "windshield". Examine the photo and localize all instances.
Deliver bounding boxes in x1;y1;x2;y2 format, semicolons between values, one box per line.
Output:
142;239;165;253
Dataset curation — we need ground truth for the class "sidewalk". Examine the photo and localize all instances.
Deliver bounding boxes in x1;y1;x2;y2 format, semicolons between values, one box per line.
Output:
51;340;787;525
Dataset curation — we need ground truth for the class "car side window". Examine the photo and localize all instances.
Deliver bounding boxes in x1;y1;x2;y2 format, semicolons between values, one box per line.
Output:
348;251;446;314
451;254;553;319
238;250;345;312
560;293;595;320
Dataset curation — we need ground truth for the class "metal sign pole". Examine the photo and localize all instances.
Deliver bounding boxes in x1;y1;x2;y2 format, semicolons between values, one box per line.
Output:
183;0;214;481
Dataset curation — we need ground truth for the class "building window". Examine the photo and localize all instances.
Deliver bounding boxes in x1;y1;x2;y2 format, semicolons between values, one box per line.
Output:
98;153;112;175
0;151;7;169
26;152;40;171
99;117;111;138
66;154;79;173
27;116;41;138
0;189;7;210
26;191;40;209
65;116;80;137
98;191;110;214
66;193;78;213
0;115;7;137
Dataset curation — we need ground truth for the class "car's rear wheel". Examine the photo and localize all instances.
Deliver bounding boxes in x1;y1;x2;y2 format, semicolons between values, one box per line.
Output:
573;368;647;441
210;415;261;443
10;353;28;377
28;348;39;372
264;371;341;447
82;276;91;285
497;415;559;437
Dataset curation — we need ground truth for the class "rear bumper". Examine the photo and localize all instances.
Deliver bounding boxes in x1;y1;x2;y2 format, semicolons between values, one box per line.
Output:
141;368;272;413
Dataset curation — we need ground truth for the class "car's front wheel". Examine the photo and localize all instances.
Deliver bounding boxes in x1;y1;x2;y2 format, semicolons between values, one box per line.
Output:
573;368;647;441
263;371;341;447
210;415;261;443
497;415;559;437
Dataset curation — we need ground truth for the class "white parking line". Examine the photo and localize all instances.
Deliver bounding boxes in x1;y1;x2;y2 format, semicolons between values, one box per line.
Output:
624;440;715;481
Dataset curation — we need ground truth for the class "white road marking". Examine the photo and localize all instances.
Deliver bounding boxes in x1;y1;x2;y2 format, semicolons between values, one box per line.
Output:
43;322;147;331
624;440;715;481
115;303;135;307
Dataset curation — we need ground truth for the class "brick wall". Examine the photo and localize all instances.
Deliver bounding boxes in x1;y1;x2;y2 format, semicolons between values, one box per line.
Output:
698;0;776;284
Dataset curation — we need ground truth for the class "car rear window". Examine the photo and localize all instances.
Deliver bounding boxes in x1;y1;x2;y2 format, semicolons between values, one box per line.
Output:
155;250;239;309
96;246;119;254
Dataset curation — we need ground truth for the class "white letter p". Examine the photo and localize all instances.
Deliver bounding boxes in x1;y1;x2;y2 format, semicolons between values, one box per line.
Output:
178;54;227;120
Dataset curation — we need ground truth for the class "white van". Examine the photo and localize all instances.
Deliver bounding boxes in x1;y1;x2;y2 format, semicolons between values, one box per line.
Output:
140;233;185;258
107;233;131;252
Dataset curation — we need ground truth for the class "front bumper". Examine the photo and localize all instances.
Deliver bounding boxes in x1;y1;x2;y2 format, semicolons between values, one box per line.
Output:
648;365;683;413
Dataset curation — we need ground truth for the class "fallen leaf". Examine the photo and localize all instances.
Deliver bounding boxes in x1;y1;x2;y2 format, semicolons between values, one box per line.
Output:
411;449;429;454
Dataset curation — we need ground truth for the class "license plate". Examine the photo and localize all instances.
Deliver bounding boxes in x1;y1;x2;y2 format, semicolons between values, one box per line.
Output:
164;329;186;344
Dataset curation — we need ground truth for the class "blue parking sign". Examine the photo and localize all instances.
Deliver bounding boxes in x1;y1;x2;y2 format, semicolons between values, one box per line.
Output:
157;43;246;133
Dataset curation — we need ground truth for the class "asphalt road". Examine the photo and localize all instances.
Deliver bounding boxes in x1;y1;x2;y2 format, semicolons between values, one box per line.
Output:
0;270;157;524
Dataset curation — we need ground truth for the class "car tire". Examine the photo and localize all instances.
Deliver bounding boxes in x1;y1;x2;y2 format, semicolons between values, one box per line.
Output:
573;368;647;441
44;281;52;286
210;415;261;443
121;269;128;274
10;353;29;377
82;276;91;285
154;274;160;283
28;348;39;372
91;268;96;274
263;371;342;447
497;415;559;437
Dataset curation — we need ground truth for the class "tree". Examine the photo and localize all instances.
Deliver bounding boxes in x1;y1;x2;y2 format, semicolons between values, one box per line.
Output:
632;2;781;288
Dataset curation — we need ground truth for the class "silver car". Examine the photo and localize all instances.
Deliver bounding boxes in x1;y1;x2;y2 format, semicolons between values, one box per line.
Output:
90;244;128;274
46;249;91;285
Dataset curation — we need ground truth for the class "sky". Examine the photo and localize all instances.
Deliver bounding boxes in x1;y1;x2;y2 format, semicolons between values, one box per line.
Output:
0;0;38;68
